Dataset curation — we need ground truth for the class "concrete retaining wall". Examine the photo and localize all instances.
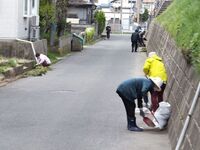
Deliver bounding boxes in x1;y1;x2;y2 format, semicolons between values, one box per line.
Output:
147;22;200;150
58;35;72;54
0;39;47;60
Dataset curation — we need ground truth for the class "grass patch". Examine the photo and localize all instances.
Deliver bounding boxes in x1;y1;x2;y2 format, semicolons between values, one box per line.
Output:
0;57;27;73
140;47;147;52
0;65;12;73
157;0;200;73
23;66;51;77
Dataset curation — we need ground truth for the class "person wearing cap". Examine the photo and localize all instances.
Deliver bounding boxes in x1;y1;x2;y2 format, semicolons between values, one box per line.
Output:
131;29;140;52
35;53;51;67
116;77;163;132
143;52;168;112
106;25;111;39
138;30;146;47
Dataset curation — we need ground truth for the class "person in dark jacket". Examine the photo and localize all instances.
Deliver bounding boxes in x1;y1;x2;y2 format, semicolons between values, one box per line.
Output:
116;77;163;132
139;30;146;47
131;29;140;52
106;25;111;39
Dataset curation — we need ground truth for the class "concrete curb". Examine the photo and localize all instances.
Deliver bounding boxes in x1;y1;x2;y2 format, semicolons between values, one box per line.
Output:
0;61;34;87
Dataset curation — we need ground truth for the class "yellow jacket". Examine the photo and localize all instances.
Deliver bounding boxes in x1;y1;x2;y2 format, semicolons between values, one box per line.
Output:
143;54;167;83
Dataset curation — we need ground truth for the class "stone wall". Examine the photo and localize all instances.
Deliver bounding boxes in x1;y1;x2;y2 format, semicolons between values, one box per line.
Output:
33;39;48;55
147;22;200;150
0;39;47;60
58;35;72;54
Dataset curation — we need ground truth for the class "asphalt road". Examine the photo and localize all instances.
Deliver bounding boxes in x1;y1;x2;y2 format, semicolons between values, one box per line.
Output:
0;34;171;150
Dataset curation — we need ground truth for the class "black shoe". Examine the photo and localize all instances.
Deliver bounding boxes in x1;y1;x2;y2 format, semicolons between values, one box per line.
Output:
128;126;143;131
127;117;143;132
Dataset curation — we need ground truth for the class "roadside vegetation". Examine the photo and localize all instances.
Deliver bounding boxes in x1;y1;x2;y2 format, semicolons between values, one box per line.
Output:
85;27;95;44
23;66;50;77
39;0;70;61
24;51;62;77
94;10;106;36
157;0;200;73
0;56;30;73
84;11;106;45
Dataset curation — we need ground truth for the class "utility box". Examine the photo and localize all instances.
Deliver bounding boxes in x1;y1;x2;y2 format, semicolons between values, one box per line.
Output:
71;33;83;51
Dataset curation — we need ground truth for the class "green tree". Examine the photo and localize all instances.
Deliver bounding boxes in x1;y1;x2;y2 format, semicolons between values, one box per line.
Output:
140;8;149;22
94;10;106;35
39;0;56;39
56;0;68;37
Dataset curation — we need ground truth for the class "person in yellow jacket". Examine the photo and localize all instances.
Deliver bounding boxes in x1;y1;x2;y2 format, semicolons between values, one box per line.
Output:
143;52;167;112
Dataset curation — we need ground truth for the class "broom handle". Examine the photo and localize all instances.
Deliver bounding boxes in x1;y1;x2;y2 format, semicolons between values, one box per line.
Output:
149;109;159;123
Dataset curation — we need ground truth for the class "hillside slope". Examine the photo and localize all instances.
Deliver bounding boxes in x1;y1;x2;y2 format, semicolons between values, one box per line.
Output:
156;0;200;73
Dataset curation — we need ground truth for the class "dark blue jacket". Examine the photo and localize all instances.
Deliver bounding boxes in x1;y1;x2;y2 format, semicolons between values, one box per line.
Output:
131;31;139;42
117;78;153;103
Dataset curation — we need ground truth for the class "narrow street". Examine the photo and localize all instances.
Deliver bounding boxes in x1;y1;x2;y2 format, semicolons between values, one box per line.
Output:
0;34;171;150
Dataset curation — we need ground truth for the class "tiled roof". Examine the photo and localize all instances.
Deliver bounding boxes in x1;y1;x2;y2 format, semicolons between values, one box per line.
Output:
68;0;93;5
142;0;155;3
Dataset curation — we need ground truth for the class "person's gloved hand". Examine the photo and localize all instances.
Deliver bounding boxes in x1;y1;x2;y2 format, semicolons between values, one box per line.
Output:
144;103;150;109
139;108;145;117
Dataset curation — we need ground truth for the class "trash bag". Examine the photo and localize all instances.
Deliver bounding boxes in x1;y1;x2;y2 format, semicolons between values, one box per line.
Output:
153;102;171;129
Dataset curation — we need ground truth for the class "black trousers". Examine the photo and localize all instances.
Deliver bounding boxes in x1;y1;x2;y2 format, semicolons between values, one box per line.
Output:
116;90;136;118
106;32;110;39
131;41;138;52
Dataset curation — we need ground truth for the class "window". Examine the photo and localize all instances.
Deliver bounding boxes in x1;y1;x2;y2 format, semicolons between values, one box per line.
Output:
24;0;28;15
23;0;30;17
32;0;35;8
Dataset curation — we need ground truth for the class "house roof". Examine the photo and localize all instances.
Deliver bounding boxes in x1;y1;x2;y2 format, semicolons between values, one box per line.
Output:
68;0;94;6
142;0;155;3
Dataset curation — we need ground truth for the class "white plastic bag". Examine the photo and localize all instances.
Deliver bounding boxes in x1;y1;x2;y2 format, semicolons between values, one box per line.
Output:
153;102;171;129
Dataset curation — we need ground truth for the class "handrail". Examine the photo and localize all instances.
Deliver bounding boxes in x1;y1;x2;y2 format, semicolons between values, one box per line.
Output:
175;82;200;150
16;38;37;61
154;0;171;17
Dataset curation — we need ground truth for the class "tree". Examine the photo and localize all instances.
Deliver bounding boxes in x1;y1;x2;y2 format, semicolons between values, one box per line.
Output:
39;0;56;39
140;8;149;22
56;0;68;37
94;11;106;35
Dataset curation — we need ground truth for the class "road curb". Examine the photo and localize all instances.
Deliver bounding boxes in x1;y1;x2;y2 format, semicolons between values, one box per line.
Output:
0;61;34;86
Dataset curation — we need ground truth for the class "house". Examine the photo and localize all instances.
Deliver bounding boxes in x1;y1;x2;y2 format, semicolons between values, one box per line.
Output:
67;0;96;25
67;0;97;34
142;0;155;16
98;0;136;32
0;0;48;61
0;0;40;40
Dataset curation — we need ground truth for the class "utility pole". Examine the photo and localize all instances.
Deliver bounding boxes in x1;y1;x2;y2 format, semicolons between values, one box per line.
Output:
136;0;141;23
120;0;123;33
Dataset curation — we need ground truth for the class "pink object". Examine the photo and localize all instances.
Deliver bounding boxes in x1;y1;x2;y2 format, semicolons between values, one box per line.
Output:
143;116;155;127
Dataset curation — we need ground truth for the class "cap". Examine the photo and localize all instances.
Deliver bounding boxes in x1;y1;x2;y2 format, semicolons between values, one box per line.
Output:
149;77;163;91
148;52;156;58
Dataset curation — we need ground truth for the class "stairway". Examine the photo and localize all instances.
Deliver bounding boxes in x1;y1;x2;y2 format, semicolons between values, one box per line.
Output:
155;0;172;17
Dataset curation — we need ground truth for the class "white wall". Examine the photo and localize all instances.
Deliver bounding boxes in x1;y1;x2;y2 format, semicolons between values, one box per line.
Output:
0;0;18;39
68;8;87;21
17;0;30;39
0;0;40;40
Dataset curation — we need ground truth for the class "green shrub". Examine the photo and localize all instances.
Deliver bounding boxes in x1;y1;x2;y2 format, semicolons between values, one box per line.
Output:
94;10;106;35
0;66;10;73
85;27;95;43
8;58;17;67
39;1;56;40
23;66;50;77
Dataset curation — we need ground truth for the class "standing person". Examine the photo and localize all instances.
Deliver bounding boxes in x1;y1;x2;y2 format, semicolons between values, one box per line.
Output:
139;30;146;47
143;52;168;112
131;29;139;52
116;77;163;132
106;25;111;39
35;53;51;67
